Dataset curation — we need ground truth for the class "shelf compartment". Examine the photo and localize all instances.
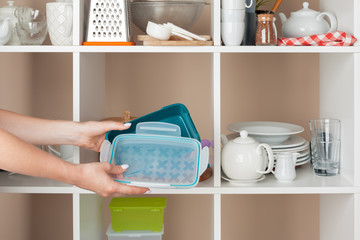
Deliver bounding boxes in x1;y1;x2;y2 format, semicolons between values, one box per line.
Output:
0;194;73;240
28;194;73;240
76;165;357;195
221;194;319;240
79;195;212;240
0;52;73;120
0;172;74;194
220;163;356;194
78;53;213;163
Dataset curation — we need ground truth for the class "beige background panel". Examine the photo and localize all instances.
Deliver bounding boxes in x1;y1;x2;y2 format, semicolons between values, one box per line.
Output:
221;53;319;141
105;53;212;139
222;195;319;240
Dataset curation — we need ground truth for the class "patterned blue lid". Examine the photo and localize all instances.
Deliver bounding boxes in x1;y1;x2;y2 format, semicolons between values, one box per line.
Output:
110;133;201;188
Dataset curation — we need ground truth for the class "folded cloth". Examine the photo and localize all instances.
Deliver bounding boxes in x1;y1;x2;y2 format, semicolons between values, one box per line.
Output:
277;31;357;46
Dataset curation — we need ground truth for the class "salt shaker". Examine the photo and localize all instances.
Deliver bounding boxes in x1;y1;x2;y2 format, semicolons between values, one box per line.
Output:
256;14;277;46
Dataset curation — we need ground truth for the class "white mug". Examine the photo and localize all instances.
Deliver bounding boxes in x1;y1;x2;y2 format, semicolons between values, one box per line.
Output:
272;152;299;181
46;2;73;46
221;21;245;46
221;9;246;22
46;145;74;162
222;0;253;9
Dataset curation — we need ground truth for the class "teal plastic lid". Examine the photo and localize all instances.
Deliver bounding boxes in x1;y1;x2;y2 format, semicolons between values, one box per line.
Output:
106;103;201;142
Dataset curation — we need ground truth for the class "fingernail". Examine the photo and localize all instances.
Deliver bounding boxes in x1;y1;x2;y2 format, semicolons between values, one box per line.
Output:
145;190;151;194
121;164;129;170
124;123;131;127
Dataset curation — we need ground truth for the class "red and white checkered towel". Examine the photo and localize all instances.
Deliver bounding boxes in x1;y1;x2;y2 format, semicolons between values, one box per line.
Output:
277;31;357;46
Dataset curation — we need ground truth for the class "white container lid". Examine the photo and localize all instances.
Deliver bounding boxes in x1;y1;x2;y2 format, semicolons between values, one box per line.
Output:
106;224;164;237
0;1;17;19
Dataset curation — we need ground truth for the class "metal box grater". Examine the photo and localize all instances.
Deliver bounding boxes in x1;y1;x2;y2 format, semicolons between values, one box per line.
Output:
83;0;134;45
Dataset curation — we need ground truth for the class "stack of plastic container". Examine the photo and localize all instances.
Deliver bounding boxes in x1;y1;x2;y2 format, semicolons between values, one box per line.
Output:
100;103;209;189
107;197;167;240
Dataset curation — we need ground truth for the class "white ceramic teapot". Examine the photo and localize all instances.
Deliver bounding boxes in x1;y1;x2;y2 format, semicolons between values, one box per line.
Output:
0;1;20;45
221;130;274;181
279;2;337;38
0;17;11;45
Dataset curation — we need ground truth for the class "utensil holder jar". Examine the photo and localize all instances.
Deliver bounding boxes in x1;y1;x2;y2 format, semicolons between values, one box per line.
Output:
256;13;277;45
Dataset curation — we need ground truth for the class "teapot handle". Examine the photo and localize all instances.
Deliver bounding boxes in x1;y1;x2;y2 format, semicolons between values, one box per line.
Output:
317;12;338;33
256;143;274;175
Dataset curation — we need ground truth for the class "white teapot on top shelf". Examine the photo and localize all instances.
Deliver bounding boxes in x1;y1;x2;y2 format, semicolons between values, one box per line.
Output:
221;130;274;181
0;18;11;45
279;2;337;38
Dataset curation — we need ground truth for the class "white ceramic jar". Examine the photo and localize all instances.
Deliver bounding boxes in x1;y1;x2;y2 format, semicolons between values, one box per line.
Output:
278;2;337;38
0;1;21;45
221;130;274;181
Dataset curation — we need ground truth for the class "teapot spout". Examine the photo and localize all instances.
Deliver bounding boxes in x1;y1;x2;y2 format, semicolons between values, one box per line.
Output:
278;13;287;24
0;18;10;36
221;134;229;146
0;18;11;45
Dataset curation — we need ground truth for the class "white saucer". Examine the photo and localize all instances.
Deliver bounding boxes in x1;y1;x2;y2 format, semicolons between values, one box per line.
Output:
270;135;306;149
221;173;266;184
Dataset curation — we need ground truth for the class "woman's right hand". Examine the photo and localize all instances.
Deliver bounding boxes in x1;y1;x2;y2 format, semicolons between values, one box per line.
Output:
72;162;150;197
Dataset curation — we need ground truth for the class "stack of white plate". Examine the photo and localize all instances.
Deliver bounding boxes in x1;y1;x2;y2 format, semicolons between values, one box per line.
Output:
271;135;310;166
227;121;310;166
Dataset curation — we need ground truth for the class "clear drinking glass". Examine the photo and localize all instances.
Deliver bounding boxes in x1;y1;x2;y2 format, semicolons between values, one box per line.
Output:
309;119;341;176
15;7;48;45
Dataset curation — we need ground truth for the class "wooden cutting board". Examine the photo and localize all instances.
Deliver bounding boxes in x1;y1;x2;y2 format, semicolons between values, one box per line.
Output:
137;35;213;46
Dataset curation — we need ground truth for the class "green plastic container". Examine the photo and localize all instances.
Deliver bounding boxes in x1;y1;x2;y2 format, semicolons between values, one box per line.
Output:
109;197;167;232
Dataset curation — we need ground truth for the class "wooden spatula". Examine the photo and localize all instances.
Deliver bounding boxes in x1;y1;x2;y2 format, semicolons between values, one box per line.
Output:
271;0;283;13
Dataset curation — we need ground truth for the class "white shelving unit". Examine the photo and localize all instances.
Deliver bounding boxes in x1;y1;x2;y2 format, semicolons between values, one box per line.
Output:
1;0;360;239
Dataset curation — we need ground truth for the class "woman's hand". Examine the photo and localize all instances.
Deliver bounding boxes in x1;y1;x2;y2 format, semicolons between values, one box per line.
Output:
75;121;131;152
72;162;149;197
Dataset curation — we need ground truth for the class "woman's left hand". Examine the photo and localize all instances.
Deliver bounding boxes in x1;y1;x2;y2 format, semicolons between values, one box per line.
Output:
76;121;131;152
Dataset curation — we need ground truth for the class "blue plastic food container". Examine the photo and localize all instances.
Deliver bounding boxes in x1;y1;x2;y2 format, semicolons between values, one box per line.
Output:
105;103;201;143
100;122;209;188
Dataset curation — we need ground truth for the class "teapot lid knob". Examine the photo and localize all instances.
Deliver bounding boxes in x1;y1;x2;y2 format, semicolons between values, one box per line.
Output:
233;130;256;144
234;130;256;144
240;130;248;138
303;2;309;9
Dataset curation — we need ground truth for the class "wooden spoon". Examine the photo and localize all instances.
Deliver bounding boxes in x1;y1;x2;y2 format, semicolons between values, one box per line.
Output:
271;0;283;13
102;110;137;122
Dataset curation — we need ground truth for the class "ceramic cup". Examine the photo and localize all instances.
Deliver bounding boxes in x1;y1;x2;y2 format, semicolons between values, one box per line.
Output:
45;145;74;162
222;0;253;10
272;152;299;181
221;21;245;46
245;0;255;13
46;2;73;46
221;9;246;22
